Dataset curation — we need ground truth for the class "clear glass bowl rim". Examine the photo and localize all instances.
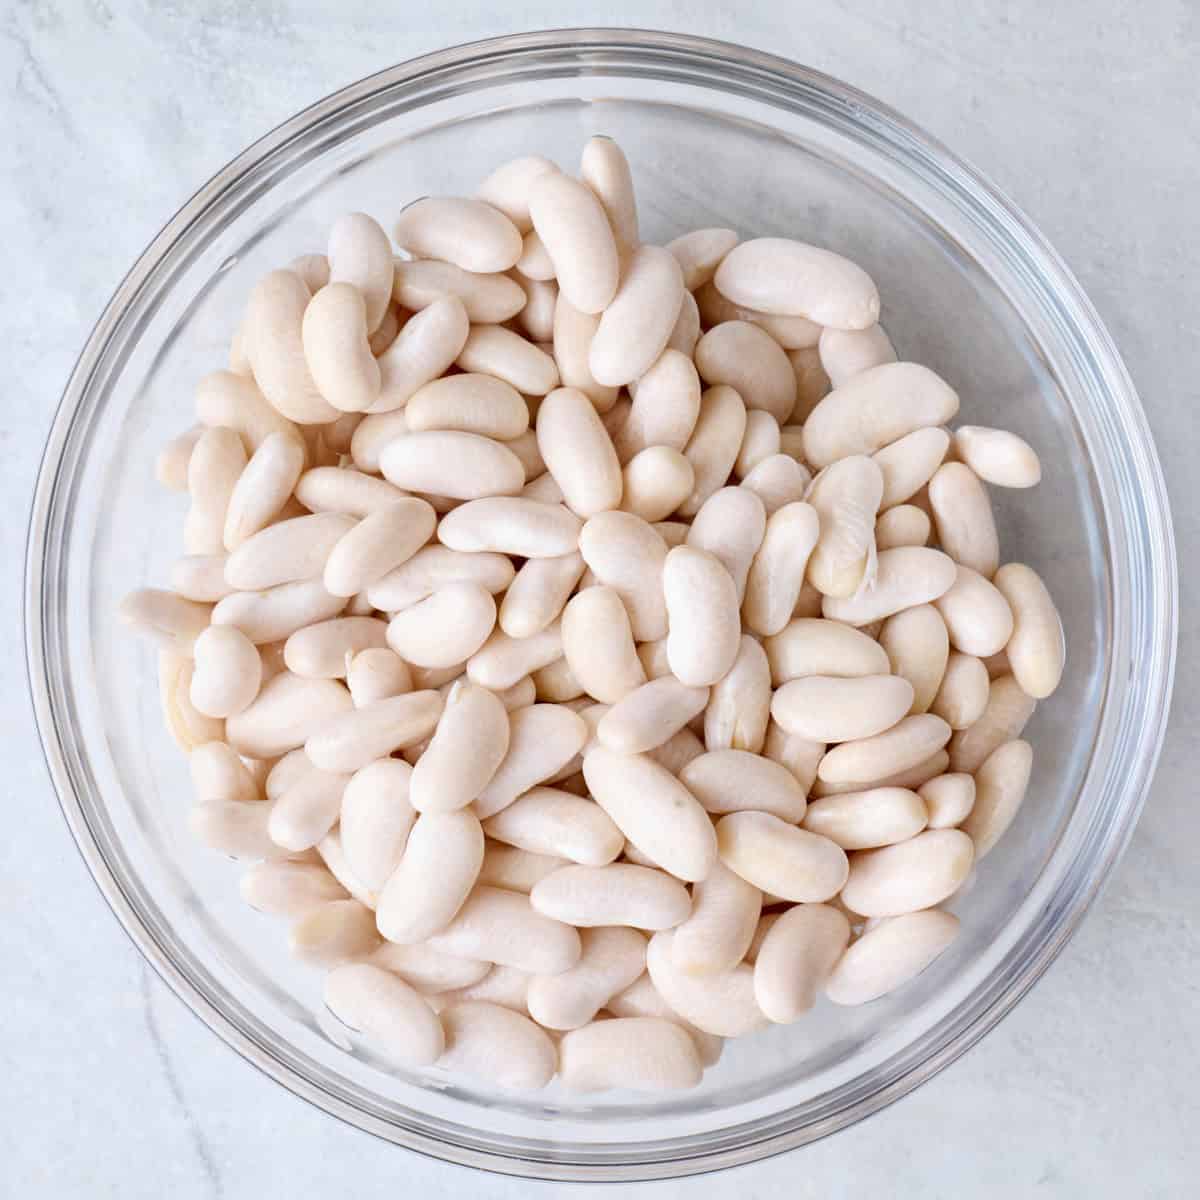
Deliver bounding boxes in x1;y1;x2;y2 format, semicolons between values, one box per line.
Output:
24;28;1177;1182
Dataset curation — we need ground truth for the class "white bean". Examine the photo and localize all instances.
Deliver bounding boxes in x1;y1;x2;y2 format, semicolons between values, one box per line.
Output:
663;546;741;688
240;859;347;916
686;486;766;604
269;763;350;852
873;426;951;508
528;171;619;314
947;673;1037;773
825;909;959;1005
919;772;977;829
802;787;928;849
283;617;389;678
379;431;524;500
560;1017;700;1092
195;369;303;452
612;348;702;463
928;462;1000;577
695;320;797;422
373;295;471;412
325;963;443;1066
771;675;914;743
120;588;211;656
392;258;526;324
818;323;896;386
841;828;974;917
740;453;812;515
703;635;771;753
580;135;639;255
224;513;355;591
717;812;848;902
288;899;380;966
366;545;514;612
386;582;497;669
934;565;1014;658
301;282;381;412
226;672;352;758
532;863;690;929
438;1000;557;1090
672;861;761;975
754;904;851;1022
646;931;767;1037
405;372;529;440
763;721;825;795
954;425;1041;488
822;546;957;626
189;625;262;718
535;387;623;517
764;617;890;685
304;690;443;772
578;511;669;641
186;427;247;555
597;678;709;754
552;293;619;412
223;431;305;550
394;196;522;272
438;496;581;557
467;623;564;692
678;385;746;518
930;652;990;729
961;738;1034;857
806;456;884;598
340;758;416;890
875;503;931;550
680;749;808;822
561;586;645;703
213;579;348;645
327;212;394;333
878;604;950;715
666;227;738;290
993;563;1065;698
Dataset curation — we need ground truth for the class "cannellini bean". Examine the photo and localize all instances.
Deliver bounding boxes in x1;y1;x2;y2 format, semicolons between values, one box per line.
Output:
822;546;957;626
521;470;564;504
607;974;724;1066
456;325;559;395
392;258;526;325
803;363;959;469
283;617;388;679
875;503;931;550
394;197;522;273
590;245;684;387
806;456;884;597
189;625;262;718
678;385;746;517
825;909;960;1005
667;227;738;290
535;387;623;517
695;321;797;422
323;501;437;598
696;281;823;350
213;579;348;645
552;293;619;412
620;446;695;522
919;772;977;829
467;623;564;692
714;238;879;328
818;714;952;786
704;635;771;753
348;408;408;471
646;726;707;777
439;496;581;558
930;652;990;729
528;926;645;1032
764;617;890;685
739;460;811;526
802;787;927;849
438;1000;557;1090
327;212;393;333
505;429;546;479
954;425;1041;488
928;462;1000;577
582;746;717;882
934;565;1014;658
477;155;559;233
612;349;702;463
190;797;283;859
224;513;355;591
686;486;766;604
156;426;202;490
993;563;1065;698
810;748;950;797
672;861;761;974
560;1017;700;1092
873;426;951;509
120;588;211;656
528;171;619;314
268;762;349;851
771;675;914;743
190;741;258;804
517;271;560;342
597;678;709;754
680;749;808;822
818;323;896;386
340;758;416;890
841;828;974;917
497;554;584;641
561;586;645;703
386;583;497;669
405;372;528;440
763;721;825;795
646;931;767;1037
369;940;490;993
478;842;568;893
663;546;741;688
367;546;514;613
483;787;623;865
304;690;442;773
948;673;1037;773
225;672;352;758
325;963;443;1065
426;885;581;975
241;859;347;916
578;511;669;642
371;295;471;413
289;899;380;966
961;738;1034;857
222;432;306;550
717;812;847;901
195;370;303;453
532;863;690;930
185;427;247;555
754;904;851;1022
302;283;381;412
474;703;588;819
375;809;484;942
532;657;583;702
734;410;782;479
379;431;524;500
580;135;638;252
492;677;537;712
315;828;376;909
878;604;950;715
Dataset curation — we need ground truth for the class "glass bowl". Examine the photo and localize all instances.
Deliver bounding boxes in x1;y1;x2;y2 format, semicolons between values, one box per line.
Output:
25;29;1176;1182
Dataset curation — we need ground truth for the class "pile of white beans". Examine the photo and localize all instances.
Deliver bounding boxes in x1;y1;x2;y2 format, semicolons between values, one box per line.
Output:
122;136;1064;1094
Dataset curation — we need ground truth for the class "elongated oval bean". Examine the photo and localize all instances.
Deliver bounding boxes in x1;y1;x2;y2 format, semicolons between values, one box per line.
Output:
704;635;771;753
741;454;811;516
930;652;990;729
663;546;741;688
269;763;349;851
495;553;582;641
646;931;767;1037
283;617;388;678
532;863;690;930
619;446;694;523
222;432;305;551
325;963;443;1065
213;579;347;645
532;657;582;702
405;372;528;440
241;859;347;916
120;588;212;656
646;726;707;777
301;282;381;413
806;456;884;597
157;425;202;491
772;675;914;743
439;496;581;558
477;842;567;893
195;370;303;453
561;586;645;704
878;604;950;715
822;546;957;626
695;320;797;422
224;513;355;591
802;787;927;850
993;563;1065;698
763;721;825;795
189;625;262;718
597;677;709;754
560;1017;700;1092
612;349;702;463
394;196;522;272
872;426;950;509
528;171;619;314
226;672;353;758
379;431;524;500
439;1000;557;1089
467;623;564;692
552;293;619;412
934;565;1014;658
305;691;442;773
457;324;559;395
826;909;959;1005
734;410;782;480
818;714;952;786
961;738;1034;857
339;758;415;891
754;904;851;1022
954;424;1041;488
369;940;490;993
680;749;807;822
678;385;746;518
477;154;559;233
386;582;496;669
919;772;976;829
528;926;646;1034
818;322;896;387
474;703;588;819
686;486;766;604
483;787;623;866
947;673;1037;773
928;462;1000;577
842;828;973;917
190;741;258;803
606;973;724;1065
875;503;930;550
366;545;514;612
327;212;393;333
672;861;761;975
289;899;380;966
697;281;823;350
186;427;247;555
392;258;525;325
578;511;669;642
810;747;950;797
667;227;738;290
372;294;471;413
323;501;436;598
764;617;890;685
717;812;847;901
535;387;623;517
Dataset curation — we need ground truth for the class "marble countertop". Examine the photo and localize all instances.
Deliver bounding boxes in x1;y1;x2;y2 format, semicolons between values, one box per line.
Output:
4;2;1196;1196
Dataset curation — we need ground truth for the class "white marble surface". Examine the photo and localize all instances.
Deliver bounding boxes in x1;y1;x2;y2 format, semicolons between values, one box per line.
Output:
4;2;1197;1195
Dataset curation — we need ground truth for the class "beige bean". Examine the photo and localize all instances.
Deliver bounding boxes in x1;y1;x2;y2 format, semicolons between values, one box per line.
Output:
841;828;974;917
190;741;258;803
825;909;959;1005
392;258;526;325
240;859;348;916
582;746;717;883
934;565;1014;658
561;586;645;704
645;726;707;777
120;588;211;656
528;170;619;314
370;295;471;412
439;497;582;560
808;456;885;596
646;931;767;1037
580;135;638;254
438;1000;557;1090
223;513;354;592
289;899;381;966
532;657;583;702
993;563;1065;699
961;738;1034;857
678;385;746;518
663;546;741;688
872;426;951;509
734;410;782;479
520;470;564;504
878;604;950;715
393;196;522;273
467;623;564;691
561;1013;702;1092
159;650;225;749
591;246;686;388
366;545;514;612
535;387;623;517
379;431;524;500
954;425;1041;488
323;501;437;598
717;812;847;901
347;408;407;472
483;787;622;866
875;503;931;550
810;748;950;797
686;486;766;604
532;863;690;930
325;963;443;1066
606;973;723;1065
818;323;896;386
299;467;410;518
715;237;879;328
740;453;812;516
504;429;546;481
268;762;350;852
189;625;262;718
283;617;388;679
764;617;890;685
597;678;709;754
667;227;738;290
696;281;823;350
802;787;927;850
818;714;952;786
456;325;559;396
704;635;771;753
551;293;619;412
195;370;303;454
695;321;797;423
771;675;914;744
671;860;761;975
680;750;808;823
496;553;582;640
315;828;376;909
327;212;393;333
405;372;529;440
305;691;442;772
369;940;490;993
190;797;283;859
213;579;347;645
301;283;380;412
754;904;851;1022
221;432;305;551
477;154;559;233
530;926;645;1034
386;583;497;669
474;703;588;819
613;349;702;464
493;677;536;713
338;758;416;891
225;672;352;758
578;511;669;642
930;652;990;729
919;772;976;829
822;546;957;626
375;809;484;942
478;842;568;893
619;446;694;523
156;425;202;490
185;427;247;555
803;363;959;469
763;721;825;795
928;462;1000;577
